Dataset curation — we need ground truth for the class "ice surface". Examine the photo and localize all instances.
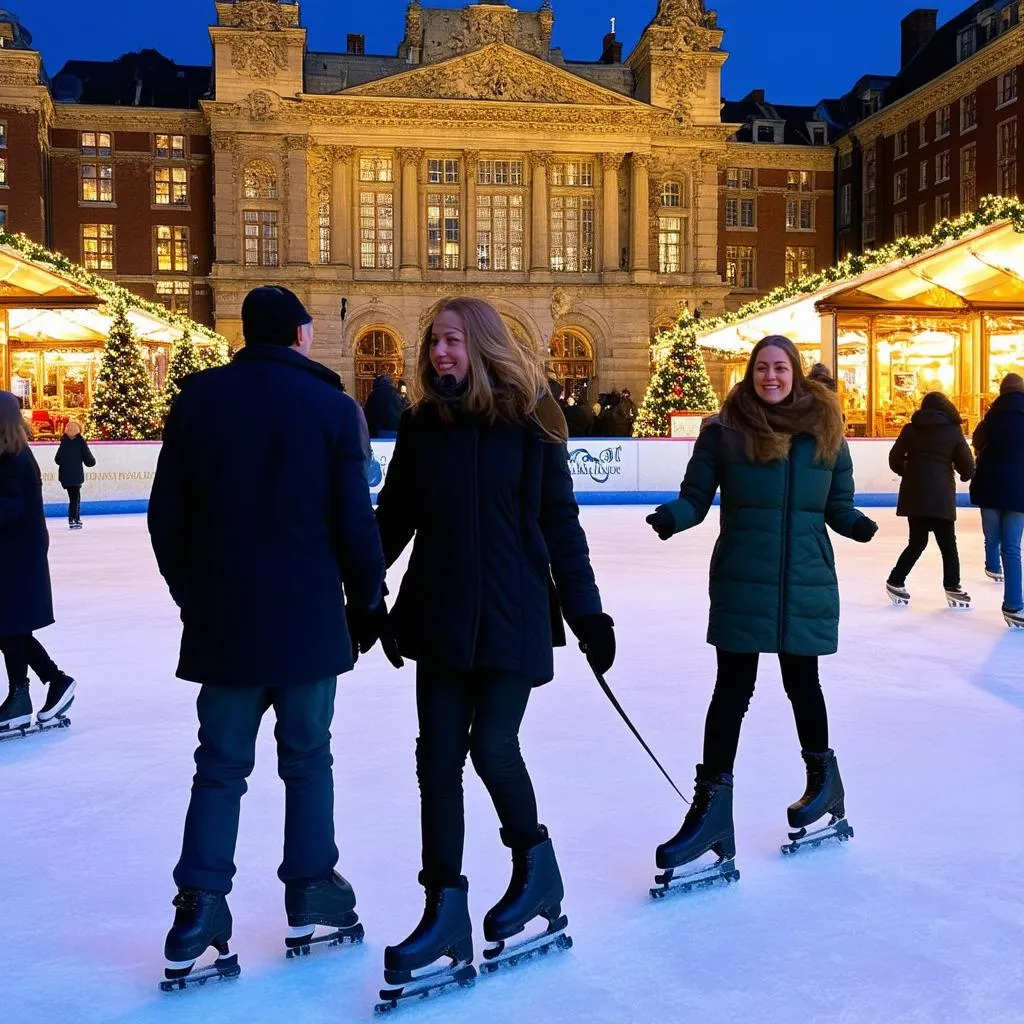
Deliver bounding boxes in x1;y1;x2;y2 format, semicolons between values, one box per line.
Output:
3;509;1022;1024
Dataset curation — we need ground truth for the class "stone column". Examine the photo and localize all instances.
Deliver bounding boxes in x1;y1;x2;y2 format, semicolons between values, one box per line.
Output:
601;152;622;273
463;150;478;273
211;132;239;265
398;148;423;280
331;146;353;274
629;152;650;274
284;135;310;265
530;152;551;274
692;149;721;284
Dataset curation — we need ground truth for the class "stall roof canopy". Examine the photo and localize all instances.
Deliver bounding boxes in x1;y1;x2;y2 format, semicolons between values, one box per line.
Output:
695;218;1024;356
0;247;100;308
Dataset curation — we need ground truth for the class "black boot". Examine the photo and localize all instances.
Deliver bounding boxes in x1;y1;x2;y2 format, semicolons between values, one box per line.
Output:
383;876;473;982
163;888;233;977
788;749;845;829
284;870;363;955
483;826;565;943
0;681;32;731
37;674;76;724
656;765;736;870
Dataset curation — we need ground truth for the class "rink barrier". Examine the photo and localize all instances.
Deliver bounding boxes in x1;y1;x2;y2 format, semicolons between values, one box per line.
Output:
30;437;973;516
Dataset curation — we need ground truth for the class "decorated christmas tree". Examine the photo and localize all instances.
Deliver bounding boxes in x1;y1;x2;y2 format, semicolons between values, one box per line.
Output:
197;339;231;370
90;297;159;440
634;312;719;437
156;329;204;424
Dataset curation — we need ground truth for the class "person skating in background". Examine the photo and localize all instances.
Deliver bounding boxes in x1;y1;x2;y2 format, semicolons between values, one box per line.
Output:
148;286;389;990
0;392;76;735
807;363;837;392
363;373;405;439
563;393;594;438
644;334;877;894
884;392;974;609
54;420;95;530
373;297;613;1008
970;372;1024;629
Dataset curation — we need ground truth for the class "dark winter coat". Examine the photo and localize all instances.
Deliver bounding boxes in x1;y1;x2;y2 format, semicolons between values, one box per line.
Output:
888;407;974;520
0;447;54;639
564;402;594;438
375;402;603;684
659;420;874;656
54;434;96;488
970;390;1024;513
148;344;386;689
363;375;405;438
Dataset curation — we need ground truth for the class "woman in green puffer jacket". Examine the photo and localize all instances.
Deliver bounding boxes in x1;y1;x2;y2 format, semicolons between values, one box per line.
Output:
645;335;878;891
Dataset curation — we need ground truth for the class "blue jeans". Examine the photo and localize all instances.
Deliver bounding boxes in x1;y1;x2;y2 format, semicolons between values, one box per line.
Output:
174;678;338;894
980;508;1024;612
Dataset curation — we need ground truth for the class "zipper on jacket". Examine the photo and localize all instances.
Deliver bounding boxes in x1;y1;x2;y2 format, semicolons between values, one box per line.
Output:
778;453;793;647
469;427;482;663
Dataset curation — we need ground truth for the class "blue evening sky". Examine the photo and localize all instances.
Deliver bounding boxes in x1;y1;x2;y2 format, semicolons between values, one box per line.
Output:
26;0;970;104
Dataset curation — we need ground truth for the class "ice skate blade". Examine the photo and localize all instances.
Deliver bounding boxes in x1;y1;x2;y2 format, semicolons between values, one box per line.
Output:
159;953;240;992
986;570;1004;583
781;816;854;855
374;962;476;1014
480;917;571;973
650;857;740;899
285;921;364;958
0;714;71;743
37;691;75;724
945;597;971;609
1003;612;1024;630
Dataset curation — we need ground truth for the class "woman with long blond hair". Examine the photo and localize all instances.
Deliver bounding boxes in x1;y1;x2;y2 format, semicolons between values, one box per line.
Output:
0;392;76;734
373;298;613;1005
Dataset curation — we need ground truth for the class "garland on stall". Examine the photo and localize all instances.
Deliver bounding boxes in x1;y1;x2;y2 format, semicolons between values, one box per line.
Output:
0;229;230;348
635;195;1024;437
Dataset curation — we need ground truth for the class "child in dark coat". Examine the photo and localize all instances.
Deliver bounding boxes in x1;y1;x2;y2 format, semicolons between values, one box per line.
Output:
54;420;95;529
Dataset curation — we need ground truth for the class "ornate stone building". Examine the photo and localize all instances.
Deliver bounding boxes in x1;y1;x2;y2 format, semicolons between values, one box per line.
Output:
204;0;735;399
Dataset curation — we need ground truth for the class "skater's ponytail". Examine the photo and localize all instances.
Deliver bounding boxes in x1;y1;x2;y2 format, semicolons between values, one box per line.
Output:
0;391;31;456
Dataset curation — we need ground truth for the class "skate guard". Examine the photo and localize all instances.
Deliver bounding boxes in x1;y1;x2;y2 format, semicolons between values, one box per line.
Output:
780;814;854;855
285;919;364;958
0;713;71;743
650;855;740;899
480;914;571;974
160;951;240;992
375;959;476;1014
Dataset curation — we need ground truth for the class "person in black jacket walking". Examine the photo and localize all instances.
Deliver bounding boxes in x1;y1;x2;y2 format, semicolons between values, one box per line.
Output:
363;373;405;438
54;420;95;529
970;372;1024;628
885;391;974;608
0;393;76;733
148;286;390;988
373;297;614;1000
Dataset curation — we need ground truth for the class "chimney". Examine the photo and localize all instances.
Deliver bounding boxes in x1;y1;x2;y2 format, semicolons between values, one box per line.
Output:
743;88;766;105
347;33;365;55
901;9;937;69
600;30;622;64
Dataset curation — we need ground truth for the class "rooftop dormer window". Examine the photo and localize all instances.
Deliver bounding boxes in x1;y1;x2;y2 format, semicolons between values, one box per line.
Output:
754;122;777;144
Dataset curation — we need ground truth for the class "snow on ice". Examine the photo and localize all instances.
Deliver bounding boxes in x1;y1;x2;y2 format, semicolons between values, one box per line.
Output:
3;508;1022;1023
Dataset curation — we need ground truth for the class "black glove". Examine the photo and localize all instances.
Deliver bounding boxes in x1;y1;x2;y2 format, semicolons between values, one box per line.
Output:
645;506;676;541
570;612;616;676
347;600;404;668
849;517;878;543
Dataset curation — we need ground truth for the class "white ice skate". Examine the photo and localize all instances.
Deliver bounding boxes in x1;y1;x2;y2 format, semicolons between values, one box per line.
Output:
1003;608;1024;630
886;582;910;606
945;587;971;609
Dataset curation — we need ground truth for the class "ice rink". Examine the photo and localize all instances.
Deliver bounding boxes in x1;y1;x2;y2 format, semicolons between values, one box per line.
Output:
4;507;1023;1024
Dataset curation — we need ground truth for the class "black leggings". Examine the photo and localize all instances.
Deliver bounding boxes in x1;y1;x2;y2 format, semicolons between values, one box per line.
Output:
702;649;829;775
888;516;960;590
0;634;61;687
415;664;539;887
66;485;81;522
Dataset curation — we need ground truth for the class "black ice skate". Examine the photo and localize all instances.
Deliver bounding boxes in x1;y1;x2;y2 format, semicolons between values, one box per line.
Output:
0;681;70;742
944;587;971;609
1003;607;1024;630
285;870;364;958
651;765;739;899
160;889;240;992
480;826;572;975
886;582;910;606
781;749;854;855
375;878;476;1014
37;675;76;724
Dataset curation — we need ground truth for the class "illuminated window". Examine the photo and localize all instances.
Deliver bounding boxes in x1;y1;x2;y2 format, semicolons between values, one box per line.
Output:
784;246;814;283
243;210;278;266
426;192;460;269
786;170;813;192
155;134;185;160
786;198;814;230
318;188;331;265
660;181;681;207
476;194;523;271
155;166;188;205
725;245;755;289
81;162;113;203
155;225;189;272
658;216;682;273
477;160;523;185
549;195;594;272
427;158;460;185
360;190;394;269
359;156;393;182
80;132;111;156
82;223;114;271
725;166;754;189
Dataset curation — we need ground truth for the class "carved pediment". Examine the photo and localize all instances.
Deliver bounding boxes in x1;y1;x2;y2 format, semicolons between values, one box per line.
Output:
344;44;643;108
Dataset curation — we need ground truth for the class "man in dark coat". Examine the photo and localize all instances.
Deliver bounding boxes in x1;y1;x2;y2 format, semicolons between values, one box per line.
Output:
970;372;1024;620
363;373;405;438
148;286;390;980
886;391;974;600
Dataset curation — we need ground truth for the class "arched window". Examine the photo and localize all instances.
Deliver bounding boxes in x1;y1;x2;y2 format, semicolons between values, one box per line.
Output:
355;328;404;403
547;328;595;404
243;159;278;200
